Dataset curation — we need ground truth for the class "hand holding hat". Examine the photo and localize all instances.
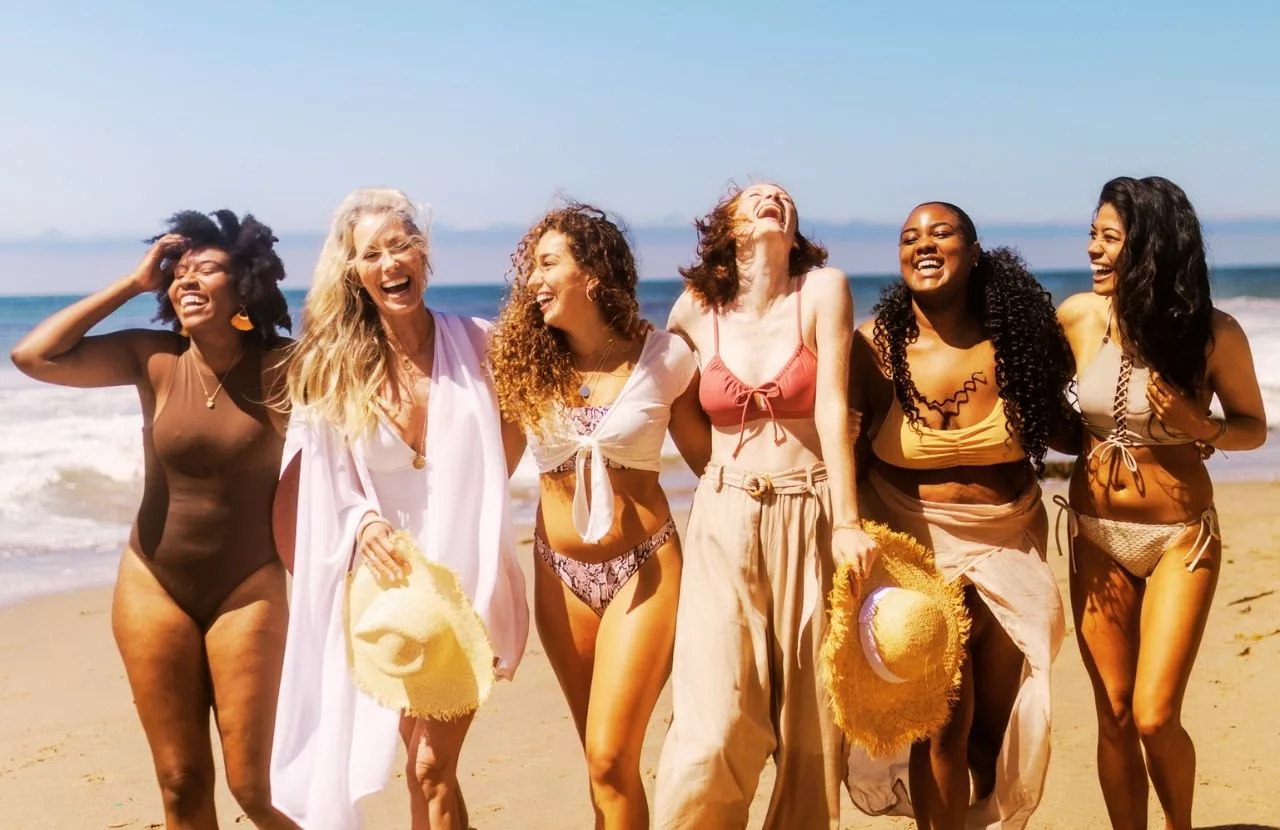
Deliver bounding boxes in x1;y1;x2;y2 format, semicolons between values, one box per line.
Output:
820;521;971;759
345;530;496;721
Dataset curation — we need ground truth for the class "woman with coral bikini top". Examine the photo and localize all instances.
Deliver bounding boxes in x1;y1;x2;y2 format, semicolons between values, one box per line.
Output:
656;182;876;830
698;275;819;461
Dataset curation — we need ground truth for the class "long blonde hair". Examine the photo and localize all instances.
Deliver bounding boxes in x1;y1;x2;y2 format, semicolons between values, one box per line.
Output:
285;188;430;443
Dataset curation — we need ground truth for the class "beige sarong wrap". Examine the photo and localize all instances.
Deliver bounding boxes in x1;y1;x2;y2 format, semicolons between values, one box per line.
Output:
845;469;1064;830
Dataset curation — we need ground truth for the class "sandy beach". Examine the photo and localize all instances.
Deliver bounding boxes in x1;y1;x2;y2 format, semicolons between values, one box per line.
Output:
1;481;1277;829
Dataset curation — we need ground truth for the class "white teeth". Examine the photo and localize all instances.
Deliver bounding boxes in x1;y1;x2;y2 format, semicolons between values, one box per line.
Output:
917;259;942;271
179;295;207;309
381;278;410;291
1090;264;1112;274
535;292;553;306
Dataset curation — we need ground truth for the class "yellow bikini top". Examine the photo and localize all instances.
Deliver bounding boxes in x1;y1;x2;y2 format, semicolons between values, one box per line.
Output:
870;397;1026;470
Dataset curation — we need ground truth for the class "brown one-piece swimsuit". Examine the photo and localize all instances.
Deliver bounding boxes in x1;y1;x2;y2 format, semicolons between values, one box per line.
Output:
128;345;285;626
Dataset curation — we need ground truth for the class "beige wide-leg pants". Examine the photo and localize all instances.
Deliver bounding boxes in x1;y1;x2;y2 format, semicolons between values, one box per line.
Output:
654;463;845;830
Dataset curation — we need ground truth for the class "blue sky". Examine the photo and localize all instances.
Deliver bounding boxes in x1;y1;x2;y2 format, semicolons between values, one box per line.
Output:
1;1;1278;287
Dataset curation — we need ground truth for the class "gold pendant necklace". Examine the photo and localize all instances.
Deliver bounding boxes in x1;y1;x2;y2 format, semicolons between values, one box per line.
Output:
576;338;616;399
189;346;244;409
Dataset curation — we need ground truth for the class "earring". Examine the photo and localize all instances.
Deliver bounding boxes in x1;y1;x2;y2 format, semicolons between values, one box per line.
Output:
180;326;190;338
231;307;255;332
587;286;599;302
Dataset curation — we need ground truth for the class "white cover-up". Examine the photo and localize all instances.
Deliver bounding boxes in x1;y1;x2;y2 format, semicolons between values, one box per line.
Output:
846;468;1065;830
525;329;696;543
270;311;529;830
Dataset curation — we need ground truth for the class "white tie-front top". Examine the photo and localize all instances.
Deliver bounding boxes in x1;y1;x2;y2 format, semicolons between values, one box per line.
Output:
526;330;697;543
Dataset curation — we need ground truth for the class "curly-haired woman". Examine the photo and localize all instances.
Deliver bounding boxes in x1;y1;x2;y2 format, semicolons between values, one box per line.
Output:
1056;177;1266;830
270;188;528;830
847;202;1076;830
11;211;298;829
488;202;708;828
654;183;876;830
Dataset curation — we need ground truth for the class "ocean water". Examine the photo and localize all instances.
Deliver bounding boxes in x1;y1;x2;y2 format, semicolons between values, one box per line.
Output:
1;267;1277;607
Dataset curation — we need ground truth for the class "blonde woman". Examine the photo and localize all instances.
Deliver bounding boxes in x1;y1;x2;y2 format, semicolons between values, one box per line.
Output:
269;188;529;830
488;203;709;828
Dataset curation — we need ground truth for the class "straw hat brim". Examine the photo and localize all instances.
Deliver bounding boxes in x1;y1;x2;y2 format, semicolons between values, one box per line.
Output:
820;521;970;759
345;531;495;721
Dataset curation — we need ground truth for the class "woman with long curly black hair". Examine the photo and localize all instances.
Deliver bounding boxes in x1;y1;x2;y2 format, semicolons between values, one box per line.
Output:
848;202;1076;830
1057;177;1266;830
11;210;299;829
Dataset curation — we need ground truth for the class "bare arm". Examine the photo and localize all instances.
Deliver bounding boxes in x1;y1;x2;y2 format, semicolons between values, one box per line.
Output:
668;370;711;476
1179;312;1267;451
813;269;859;524
10;235;182;388
501;416;528;477
849;324;878;482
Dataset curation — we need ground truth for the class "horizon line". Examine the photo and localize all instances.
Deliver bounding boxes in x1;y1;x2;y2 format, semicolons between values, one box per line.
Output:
4;216;1280;247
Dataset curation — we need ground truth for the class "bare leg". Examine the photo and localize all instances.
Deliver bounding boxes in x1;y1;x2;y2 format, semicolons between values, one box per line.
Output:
583;542;681;829
533;553;603;746
112;550;218;830
909;638;974;830
400;712;476;830
205;562;299;829
1134;531;1219;830
1071;535;1148;829
967;590;1025;802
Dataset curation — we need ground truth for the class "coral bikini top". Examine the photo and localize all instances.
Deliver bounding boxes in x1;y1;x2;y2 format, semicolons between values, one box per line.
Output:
698;280;818;457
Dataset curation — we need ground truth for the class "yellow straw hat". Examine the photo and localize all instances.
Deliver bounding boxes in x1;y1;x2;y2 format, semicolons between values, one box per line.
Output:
820;521;970;759
344;531;495;721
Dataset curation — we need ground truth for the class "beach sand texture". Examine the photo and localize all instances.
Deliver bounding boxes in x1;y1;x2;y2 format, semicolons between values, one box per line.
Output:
1;483;1277;829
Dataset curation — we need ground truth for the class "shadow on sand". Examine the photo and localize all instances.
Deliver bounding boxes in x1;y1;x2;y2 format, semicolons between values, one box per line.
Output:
1198;825;1280;830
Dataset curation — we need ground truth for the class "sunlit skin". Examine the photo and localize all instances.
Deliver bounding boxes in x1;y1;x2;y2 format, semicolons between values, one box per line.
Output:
516;222;708;830
9;231;298;830
1087;203;1125;296
1057;193;1267;830
851;203;1038;829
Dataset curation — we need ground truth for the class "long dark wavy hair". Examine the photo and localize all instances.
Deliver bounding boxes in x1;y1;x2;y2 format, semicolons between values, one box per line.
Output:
680;184;829;309
149;209;291;347
1099;176;1213;395
489;202;649;432
872;202;1075;475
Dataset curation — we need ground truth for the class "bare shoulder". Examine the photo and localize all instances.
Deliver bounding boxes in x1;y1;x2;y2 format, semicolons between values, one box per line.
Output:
667;288;700;331
1056;292;1105;331
805;266;851;300
129;328;185;362
1209;307;1251;356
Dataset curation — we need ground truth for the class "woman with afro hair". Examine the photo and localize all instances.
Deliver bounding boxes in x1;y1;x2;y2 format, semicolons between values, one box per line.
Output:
847;202;1076;829
11;210;298;828
1057;177;1266;830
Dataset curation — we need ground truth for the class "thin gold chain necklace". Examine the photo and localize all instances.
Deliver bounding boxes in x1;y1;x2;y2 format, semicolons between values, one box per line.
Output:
188;346;245;409
574;339;615;399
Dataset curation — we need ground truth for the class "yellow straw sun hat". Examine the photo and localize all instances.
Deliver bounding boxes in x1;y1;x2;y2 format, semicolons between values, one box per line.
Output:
820;521;970;759
344;530;495;721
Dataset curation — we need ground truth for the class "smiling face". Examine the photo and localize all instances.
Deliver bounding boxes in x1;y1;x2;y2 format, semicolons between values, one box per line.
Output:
1087;202;1125;297
733;183;797;246
351;213;428;318
898;203;979;298
526;229;597;332
168;247;240;334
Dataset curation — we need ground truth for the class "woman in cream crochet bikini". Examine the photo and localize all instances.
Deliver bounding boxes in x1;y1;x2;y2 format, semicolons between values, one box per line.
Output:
1057;176;1267;830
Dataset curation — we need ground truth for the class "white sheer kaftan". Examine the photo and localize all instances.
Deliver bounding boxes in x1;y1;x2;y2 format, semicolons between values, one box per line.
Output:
269;312;528;830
